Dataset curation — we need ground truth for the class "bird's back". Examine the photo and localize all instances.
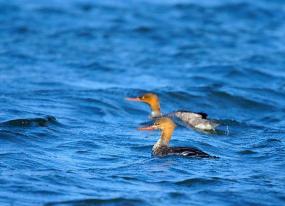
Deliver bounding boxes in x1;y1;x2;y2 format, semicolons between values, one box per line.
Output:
152;145;213;158
169;147;211;157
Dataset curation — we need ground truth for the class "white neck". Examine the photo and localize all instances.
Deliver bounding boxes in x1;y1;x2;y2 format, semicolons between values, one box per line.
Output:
151;111;161;118
152;138;167;152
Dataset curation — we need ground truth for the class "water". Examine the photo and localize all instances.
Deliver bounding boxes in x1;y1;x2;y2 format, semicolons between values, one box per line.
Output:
0;0;285;205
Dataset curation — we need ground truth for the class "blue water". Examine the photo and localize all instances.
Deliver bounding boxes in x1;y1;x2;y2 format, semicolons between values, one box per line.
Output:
0;0;285;205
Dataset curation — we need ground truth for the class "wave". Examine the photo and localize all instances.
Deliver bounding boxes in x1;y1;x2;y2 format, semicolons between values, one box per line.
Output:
175;176;236;186
45;197;145;206
238;150;258;155
0;115;58;127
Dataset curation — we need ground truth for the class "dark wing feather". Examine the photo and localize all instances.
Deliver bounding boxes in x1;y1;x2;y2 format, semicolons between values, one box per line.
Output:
169;147;211;158
196;112;208;119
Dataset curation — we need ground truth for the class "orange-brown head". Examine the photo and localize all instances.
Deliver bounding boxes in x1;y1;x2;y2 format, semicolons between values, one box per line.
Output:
138;117;176;145
126;93;161;117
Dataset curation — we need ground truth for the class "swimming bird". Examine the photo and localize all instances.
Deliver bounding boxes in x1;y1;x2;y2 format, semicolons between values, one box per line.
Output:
126;93;218;131
138;117;213;157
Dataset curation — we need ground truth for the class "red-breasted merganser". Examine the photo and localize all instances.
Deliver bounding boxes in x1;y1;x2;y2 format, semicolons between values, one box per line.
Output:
126;93;218;131
138;117;213;157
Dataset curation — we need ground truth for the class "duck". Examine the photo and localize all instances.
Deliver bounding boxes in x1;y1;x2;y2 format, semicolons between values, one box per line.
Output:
138;117;214;157
126;93;218;131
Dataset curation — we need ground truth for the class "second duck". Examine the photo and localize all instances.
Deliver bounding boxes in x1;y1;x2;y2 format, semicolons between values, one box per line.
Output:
127;93;218;131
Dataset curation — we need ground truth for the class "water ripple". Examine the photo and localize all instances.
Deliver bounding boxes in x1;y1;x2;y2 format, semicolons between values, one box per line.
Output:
45;197;146;206
0;115;58;127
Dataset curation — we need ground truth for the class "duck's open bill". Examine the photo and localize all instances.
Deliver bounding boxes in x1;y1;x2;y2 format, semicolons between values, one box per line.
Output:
125;97;142;102
138;125;157;131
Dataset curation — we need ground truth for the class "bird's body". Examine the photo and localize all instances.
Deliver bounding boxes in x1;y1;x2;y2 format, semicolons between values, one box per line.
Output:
152;140;211;157
172;111;218;131
139;117;215;158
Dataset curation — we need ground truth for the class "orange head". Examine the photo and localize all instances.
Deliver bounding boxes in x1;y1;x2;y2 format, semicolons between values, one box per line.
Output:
126;93;161;117
138;117;176;145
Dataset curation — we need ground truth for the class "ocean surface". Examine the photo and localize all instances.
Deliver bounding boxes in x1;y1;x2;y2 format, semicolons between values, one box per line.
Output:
0;0;285;205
